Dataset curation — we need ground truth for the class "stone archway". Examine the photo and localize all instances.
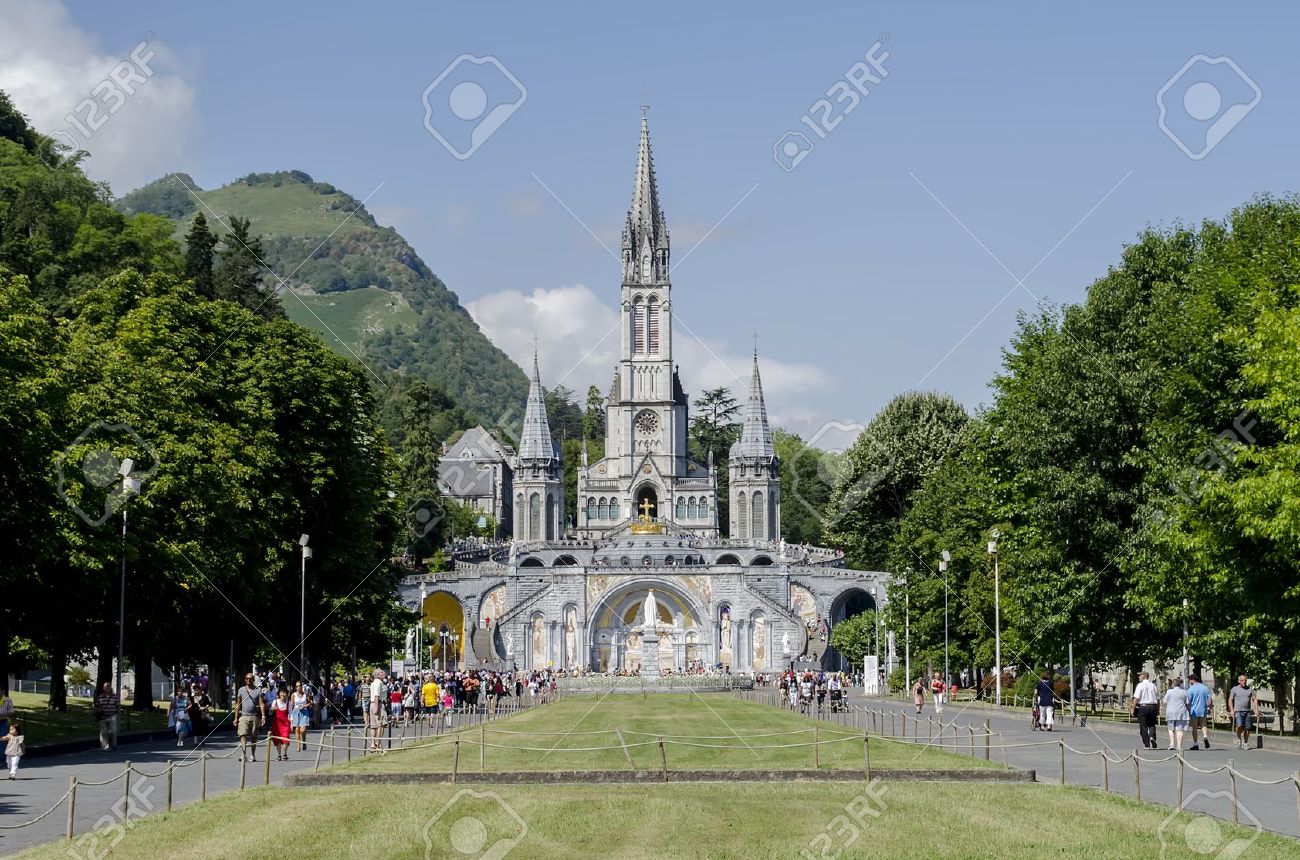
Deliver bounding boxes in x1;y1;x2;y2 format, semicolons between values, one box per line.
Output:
587;578;707;673
422;591;464;670
824;586;879;671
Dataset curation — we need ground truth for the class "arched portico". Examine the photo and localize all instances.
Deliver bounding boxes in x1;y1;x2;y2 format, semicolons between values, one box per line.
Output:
586;578;708;672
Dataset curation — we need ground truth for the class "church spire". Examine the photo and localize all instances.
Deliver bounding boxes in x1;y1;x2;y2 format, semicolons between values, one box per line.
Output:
623;109;669;283
731;351;774;459
518;350;556;462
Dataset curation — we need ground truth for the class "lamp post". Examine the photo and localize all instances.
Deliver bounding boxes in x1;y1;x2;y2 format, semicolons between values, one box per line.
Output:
902;571;910;695
115;459;143;704
418;585;427;676
1182;598;1190;681
987;530;1002;706
939;550;951;693
299;534;311;681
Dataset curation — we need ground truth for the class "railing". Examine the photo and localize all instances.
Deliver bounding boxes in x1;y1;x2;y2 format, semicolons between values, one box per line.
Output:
555;674;754;690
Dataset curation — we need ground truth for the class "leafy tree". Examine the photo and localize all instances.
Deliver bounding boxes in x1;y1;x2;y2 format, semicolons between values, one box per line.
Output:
183;212;217;299
690;387;741;466
829;610;876;667
584;384;605;442
215;215;280;318
774;428;826;545
825;392;968;570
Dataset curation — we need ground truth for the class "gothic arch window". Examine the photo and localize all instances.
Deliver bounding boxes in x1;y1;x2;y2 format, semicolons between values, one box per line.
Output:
596;497;606;520
687;497;698;519
699;498;709;520
736;492;749;540
752;491;765;540
528;493;541;540
586;497;596;520
676;496;686;519
647;296;660;353
632;296;645;354
545;493;556;540
515;492;524;540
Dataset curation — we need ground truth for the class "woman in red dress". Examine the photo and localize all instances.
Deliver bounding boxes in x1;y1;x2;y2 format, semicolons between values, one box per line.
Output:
270;688;292;761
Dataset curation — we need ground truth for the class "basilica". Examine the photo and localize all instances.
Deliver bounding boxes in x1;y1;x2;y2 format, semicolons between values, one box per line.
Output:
400;114;886;674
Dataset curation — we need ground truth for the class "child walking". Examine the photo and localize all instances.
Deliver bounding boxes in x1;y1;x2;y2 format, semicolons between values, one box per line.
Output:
6;723;24;779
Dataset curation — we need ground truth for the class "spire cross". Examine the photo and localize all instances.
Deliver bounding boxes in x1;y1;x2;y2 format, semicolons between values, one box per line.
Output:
752;330;759;355
640;103;650;120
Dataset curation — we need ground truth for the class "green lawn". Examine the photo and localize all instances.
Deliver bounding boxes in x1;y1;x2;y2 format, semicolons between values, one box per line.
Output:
342;693;998;773
6;692;175;746
16;782;1297;859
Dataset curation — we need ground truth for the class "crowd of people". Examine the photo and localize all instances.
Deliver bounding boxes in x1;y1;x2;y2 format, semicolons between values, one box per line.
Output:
776;670;851;714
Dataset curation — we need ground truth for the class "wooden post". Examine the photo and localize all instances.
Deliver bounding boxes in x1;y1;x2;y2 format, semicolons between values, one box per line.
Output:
123;762;131;816
347;730;353;762
480;723;485;772
1228;760;1238;824
863;733;871;782
1292;771;1300;829
968;725;974;757
1058;740;1065;786
66;776;77;840
201;752;208;801
330;730;336;765
813;726;820;769
314;732;325;772
1133;754;1141;803
264;735;272;785
453;740;460;784
615;728;635;770
658;737;668;782
239;749;247;791
1176;754;1184;808
983;720;990;760
166;761;174;812
1000;732;1008;766
1101;752;1109;792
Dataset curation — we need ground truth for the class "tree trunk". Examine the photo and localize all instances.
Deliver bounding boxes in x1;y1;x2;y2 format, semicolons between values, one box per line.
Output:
132;647;153;711
48;646;68;712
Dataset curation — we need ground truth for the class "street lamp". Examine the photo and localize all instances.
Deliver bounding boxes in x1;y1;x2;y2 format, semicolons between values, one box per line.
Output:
116;459;143;704
299;534;311;681
939;550;951;694
902;570;910;697
418;585;427;675
987;530;1002;706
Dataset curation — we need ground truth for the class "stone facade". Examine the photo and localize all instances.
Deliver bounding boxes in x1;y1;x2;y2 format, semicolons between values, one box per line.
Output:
400;114;887;675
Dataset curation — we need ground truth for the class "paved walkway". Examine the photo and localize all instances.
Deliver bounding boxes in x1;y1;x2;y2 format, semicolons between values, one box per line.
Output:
838;690;1300;840
0;719;439;855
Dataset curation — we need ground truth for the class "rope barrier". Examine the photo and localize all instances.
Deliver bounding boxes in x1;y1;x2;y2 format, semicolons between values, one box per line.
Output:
0;786;76;830
73;766;131;787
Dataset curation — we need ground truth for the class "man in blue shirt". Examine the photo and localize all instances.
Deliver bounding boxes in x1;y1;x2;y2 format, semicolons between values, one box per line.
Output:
1186;675;1212;750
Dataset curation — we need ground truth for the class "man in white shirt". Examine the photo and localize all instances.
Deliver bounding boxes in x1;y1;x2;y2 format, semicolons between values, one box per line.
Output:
1130;671;1160;750
368;670;387;751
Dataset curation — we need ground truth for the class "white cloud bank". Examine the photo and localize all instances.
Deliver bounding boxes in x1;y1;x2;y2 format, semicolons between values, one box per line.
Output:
467;283;831;409
0;1;197;194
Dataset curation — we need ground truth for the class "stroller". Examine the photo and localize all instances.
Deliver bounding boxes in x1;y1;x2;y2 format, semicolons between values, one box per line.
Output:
1030;702;1042;731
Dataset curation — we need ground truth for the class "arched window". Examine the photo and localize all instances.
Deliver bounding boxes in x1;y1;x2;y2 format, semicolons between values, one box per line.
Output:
736;492;748;540
752;491;765;540
647;296;660;353
687;497;698;519
597;497;606;520
528;493;541;540
586;497;596;521
675;497;686;519
632;297;644;354
699;498;709;520
515;493;524;540
545;494;556;540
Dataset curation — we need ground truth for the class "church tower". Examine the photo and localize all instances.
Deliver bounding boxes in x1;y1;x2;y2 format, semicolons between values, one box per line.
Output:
728;352;781;541
513;352;564;542
575;112;718;537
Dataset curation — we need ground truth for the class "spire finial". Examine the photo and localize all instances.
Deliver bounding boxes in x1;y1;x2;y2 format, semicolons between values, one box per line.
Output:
752;330;759;357
640;103;650;120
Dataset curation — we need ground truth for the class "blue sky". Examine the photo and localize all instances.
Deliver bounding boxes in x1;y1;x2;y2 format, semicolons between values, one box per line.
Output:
6;2;1298;441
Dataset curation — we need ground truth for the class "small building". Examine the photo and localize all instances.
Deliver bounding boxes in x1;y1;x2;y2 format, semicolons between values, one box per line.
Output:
437;426;515;538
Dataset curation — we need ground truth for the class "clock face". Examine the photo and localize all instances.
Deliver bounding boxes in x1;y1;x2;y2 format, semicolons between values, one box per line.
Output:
635;410;659;436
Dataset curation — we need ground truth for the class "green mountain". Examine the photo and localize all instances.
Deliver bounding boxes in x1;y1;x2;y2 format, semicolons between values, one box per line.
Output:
116;170;527;423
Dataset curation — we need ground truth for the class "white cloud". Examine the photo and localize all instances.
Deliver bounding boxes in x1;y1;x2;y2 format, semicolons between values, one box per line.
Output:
0;1;197;194
507;192;544;218
467;283;831;408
